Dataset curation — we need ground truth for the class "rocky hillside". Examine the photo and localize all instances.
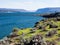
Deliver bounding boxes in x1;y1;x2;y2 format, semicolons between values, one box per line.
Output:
0;14;60;45
38;12;60;18
36;7;60;13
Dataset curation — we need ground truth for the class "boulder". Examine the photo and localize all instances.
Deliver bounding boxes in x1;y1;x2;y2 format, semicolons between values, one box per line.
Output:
56;37;60;42
30;28;36;33
49;24;58;28
57;17;60;21
46;30;57;37
46;40;57;45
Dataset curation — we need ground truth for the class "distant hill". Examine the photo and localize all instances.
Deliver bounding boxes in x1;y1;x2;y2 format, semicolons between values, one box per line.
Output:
36;7;60;14
0;8;29;13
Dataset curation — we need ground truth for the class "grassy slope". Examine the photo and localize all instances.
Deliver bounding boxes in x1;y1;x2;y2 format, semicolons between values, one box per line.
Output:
15;19;60;45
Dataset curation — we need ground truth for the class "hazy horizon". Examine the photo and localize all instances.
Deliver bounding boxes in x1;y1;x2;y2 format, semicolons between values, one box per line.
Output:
0;0;60;11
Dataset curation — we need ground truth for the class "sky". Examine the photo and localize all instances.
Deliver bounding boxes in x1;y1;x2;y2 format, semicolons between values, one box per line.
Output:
0;0;60;11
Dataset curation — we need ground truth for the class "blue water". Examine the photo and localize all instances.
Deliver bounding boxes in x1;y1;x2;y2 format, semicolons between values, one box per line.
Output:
0;13;43;39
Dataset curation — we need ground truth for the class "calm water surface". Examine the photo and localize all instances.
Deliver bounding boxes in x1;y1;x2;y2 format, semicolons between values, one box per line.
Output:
0;13;43;39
